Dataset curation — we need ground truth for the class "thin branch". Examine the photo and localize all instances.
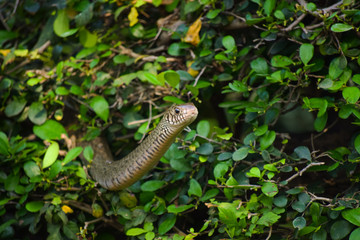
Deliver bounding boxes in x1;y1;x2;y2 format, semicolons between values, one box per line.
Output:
127;112;164;126
284;162;325;183
113;45;178;62
216;184;262;190
12;0;20;15
139;102;153;143
193;66;207;87
265;226;272;240
282;13;306;32
0;12;10;31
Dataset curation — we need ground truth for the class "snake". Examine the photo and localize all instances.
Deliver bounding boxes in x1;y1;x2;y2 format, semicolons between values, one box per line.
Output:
78;103;198;190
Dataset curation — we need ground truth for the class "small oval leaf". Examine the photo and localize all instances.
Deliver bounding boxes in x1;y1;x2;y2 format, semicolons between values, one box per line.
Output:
43;141;59;169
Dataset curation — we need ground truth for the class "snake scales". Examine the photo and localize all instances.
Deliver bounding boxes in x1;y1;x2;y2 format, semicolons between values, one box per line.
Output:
78;103;198;190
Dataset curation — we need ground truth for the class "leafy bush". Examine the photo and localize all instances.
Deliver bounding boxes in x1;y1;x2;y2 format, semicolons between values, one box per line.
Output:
1;0;360;239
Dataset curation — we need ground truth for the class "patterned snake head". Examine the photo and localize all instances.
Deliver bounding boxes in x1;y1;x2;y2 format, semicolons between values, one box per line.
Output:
161;103;198;131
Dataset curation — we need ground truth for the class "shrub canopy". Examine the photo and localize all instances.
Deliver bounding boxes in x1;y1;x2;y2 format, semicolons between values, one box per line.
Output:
1;0;360;239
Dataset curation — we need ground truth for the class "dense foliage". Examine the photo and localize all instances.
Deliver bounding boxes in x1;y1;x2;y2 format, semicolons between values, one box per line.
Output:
1;0;360;239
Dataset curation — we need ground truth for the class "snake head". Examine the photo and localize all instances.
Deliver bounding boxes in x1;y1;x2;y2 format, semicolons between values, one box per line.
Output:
163;103;198;129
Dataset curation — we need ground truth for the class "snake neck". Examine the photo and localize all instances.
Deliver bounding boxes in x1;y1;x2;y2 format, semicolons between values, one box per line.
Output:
86;121;183;190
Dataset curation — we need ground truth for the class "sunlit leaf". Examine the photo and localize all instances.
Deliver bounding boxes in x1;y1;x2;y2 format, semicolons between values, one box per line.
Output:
43;141;59;169
183;17;202;46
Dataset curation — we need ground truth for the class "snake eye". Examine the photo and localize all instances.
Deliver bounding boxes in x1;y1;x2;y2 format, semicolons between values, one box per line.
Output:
174;108;180;114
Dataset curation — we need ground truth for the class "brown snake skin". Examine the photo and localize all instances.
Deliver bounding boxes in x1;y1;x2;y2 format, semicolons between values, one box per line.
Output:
78;103;198;190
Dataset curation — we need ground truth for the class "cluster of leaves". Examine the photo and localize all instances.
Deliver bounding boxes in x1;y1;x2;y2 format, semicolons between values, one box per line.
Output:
1;0;360;239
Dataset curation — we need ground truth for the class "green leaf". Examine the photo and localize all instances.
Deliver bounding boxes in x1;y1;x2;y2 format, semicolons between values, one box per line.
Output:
55;86;69;96
294;146;311;160
5;97;27;117
274;10;285;20
24;161;41;178
250;58;268;74
354;134;360;154
75;3;94;27
206;9;221;19
196;120;210;138
318;78;333;89
28;102;47;125
0;219;17;236
330;220;353;240
260;130;276;150
254;124;268;136
60;28;78;38
213;162;229;179
170;157;192;172
49;160;62;179
310;202;320;224
342;208;360;226
184;0;201;15
197;143;213;155
200;189;219;201
113;73;137;86
247;167;261;178
352;74;360;85
0;132;10;155
274;195;288;208
83;146;94;161
300;43;314;65
144;72;164;86
25;201;44;213
313;229;327;240
343;87;360;104
271;55;294;68
261;182;278;197
217;152;232;161
293;216;306;230
158;214;176;235
350;228;360;240
331;23;353;32
89;96;109;122
264;0;276;16
163;96;185;104
4;174;19;191
188;179;202;197
126;228;147;236
286;187;303;194
33;120;67;140
43;141;59;169
314;113;327;132
163;71;180;88
292;201;306;213
79;28;97;48
140;180;165;191
257;212;280;226
54;10;70;36
222;35;236;51
63;147;83;165
232;147;249;161
218;203;237;226
167;204;194;213
329;56;347;79
339;105;353;119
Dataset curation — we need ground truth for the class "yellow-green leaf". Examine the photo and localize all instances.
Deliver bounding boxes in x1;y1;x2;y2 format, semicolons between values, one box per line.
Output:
128;7;138;27
43;141;59;169
54;10;70;37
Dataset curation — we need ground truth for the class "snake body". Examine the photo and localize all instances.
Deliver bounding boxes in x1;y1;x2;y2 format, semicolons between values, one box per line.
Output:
79;103;198;190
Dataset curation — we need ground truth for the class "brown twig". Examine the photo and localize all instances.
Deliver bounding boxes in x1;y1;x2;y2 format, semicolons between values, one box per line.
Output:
284;162;325;183
127;112;164;126
139;102;153;143
265;226;272;240
216;184;262;189
282;13;306;32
